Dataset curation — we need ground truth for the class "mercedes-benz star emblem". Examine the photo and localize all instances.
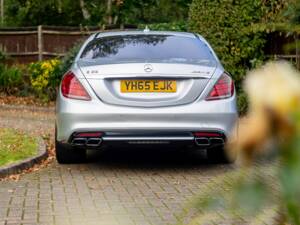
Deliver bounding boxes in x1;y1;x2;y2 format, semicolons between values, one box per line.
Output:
144;64;153;73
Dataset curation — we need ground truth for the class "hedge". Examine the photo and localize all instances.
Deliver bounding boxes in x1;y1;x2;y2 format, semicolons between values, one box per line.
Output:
188;0;288;114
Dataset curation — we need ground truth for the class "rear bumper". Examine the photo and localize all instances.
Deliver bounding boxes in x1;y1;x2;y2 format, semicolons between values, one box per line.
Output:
56;93;238;143
66;130;227;150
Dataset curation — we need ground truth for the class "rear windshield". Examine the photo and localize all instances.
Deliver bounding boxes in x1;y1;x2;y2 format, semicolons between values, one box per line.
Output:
80;34;216;66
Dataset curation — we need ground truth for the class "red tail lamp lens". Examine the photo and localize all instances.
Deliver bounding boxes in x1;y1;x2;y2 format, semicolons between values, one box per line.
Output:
194;132;222;137
206;73;234;101
75;132;103;137
61;71;91;100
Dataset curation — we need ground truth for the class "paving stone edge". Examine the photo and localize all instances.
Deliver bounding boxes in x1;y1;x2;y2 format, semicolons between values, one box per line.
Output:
0;136;48;178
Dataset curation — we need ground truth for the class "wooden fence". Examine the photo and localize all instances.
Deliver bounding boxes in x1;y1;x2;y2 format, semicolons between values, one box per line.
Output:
264;32;300;69
0;25;137;64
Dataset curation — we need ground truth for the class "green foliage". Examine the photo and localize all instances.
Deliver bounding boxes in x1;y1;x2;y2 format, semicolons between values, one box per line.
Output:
138;21;187;32
0;51;6;62
0;40;82;102
4;0;192;27
28;59;61;101
188;0;286;114
28;41;82;101
60;41;83;74
284;0;300;24
237;91;249;116
0;51;25;95
5;0;84;26
118;0;191;24
280;113;300;224
0;65;23;95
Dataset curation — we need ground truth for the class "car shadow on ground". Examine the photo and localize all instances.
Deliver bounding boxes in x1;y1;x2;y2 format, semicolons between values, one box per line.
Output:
85;147;229;170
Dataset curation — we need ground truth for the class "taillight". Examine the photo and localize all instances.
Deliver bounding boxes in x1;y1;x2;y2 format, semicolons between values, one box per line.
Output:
61;71;91;101
193;132;222;137
75;132;103;137
206;73;234;101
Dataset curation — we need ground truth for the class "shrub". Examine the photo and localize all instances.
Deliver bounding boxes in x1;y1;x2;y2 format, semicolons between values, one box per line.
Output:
188;0;287;114
0;65;23;95
60;41;84;75
0;51;6;63
28;59;61;101
0;41;83;102
26;41;83;102
26;40;84;101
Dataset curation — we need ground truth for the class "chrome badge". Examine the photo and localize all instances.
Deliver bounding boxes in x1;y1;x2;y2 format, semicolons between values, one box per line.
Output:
144;64;153;73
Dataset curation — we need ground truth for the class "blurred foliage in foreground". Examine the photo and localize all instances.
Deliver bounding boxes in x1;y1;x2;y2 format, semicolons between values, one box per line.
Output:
182;61;300;224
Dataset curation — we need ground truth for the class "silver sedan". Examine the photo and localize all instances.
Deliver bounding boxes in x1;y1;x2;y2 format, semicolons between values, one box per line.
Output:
56;30;238;164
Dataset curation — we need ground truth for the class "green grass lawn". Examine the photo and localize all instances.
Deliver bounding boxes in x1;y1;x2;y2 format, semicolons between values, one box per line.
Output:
0;128;37;167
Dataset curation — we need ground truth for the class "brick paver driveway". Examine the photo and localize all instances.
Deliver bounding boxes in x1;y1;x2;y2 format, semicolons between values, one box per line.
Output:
0;106;235;225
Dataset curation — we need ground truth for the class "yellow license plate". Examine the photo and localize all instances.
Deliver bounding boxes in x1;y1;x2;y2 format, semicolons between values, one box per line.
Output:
120;80;177;93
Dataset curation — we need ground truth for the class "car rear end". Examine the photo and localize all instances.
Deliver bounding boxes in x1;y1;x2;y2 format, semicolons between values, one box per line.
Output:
56;31;238;163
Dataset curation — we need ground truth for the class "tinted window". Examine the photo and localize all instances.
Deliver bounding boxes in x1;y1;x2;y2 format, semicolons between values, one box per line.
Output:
80;34;216;66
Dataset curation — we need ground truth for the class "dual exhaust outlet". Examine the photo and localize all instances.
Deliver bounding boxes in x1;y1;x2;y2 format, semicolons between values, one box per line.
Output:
71;137;102;147
194;137;225;147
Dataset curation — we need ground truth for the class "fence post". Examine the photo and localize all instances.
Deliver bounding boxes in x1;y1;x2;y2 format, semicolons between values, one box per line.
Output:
37;25;43;61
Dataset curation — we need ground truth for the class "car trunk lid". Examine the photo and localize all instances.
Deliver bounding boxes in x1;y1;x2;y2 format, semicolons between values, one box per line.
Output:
78;62;216;107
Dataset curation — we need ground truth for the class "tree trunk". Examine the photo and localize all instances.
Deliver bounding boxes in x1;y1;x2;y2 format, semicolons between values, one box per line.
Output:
57;0;62;13
107;0;113;25
79;0;91;20
0;0;4;25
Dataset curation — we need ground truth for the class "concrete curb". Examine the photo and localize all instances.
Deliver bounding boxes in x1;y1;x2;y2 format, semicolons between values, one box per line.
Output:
0;137;48;178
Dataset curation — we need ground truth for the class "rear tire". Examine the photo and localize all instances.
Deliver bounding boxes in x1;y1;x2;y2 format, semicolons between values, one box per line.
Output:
207;146;236;164
56;140;86;164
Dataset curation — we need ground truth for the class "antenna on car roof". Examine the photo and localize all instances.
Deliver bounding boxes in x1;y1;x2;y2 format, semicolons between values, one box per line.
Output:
144;26;150;33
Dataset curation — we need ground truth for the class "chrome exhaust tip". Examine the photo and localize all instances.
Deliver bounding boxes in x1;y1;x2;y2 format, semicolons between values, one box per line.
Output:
195;137;210;146
86;138;102;147
209;138;225;145
72;138;87;146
